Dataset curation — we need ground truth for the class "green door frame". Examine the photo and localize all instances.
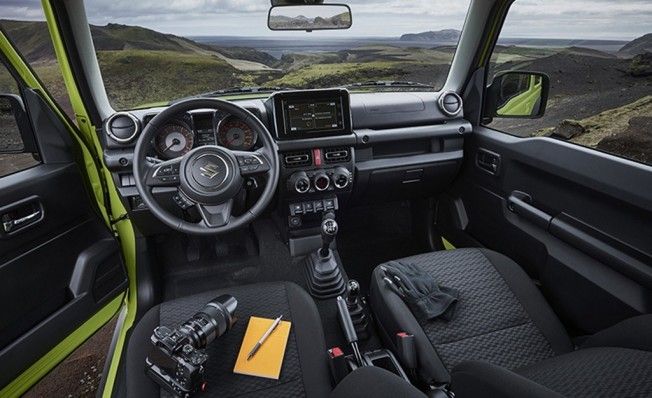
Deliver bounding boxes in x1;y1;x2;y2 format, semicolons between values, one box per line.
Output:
0;1;138;396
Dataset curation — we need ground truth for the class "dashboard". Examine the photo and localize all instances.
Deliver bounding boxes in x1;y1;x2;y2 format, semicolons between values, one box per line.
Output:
102;89;471;238
143;110;259;160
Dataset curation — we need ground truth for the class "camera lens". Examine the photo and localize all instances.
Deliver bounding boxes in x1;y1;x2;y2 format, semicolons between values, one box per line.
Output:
179;294;237;349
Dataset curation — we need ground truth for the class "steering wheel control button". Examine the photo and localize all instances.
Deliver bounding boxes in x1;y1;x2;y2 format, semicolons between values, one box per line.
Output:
173;192;193;210
237;154;267;176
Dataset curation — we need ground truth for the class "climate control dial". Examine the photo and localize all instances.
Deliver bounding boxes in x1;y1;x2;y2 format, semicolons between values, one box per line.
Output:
288;171;310;194
332;167;352;189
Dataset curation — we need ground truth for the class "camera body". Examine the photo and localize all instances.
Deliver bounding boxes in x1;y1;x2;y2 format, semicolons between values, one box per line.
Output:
146;325;209;397
146;294;237;397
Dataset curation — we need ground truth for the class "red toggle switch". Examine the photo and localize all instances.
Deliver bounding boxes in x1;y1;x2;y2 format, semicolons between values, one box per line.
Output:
313;148;323;167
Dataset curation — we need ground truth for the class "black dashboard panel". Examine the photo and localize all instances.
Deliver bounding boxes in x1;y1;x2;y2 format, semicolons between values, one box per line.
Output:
101;90;471;236
351;92;447;129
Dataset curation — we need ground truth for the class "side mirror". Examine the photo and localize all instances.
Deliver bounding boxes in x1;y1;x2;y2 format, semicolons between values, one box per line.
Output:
484;71;549;120
268;4;352;32
0;94;37;154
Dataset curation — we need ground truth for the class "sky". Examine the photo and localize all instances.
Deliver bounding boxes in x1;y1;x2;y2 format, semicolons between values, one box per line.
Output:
2;0;651;40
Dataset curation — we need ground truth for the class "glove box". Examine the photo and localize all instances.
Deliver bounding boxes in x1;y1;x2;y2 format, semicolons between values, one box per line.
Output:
353;153;462;203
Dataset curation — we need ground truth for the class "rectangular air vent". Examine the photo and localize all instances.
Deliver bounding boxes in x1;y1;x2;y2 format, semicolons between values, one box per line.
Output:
324;147;351;164
283;151;312;168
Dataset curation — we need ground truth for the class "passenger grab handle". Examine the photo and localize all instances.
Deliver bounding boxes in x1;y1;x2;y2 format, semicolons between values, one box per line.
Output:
507;191;553;229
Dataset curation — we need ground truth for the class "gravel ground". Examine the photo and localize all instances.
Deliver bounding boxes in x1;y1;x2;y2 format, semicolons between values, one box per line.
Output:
23;317;118;398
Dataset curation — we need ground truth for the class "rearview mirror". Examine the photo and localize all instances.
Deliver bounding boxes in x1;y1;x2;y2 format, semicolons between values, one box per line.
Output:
485;71;549;119
268;4;352;32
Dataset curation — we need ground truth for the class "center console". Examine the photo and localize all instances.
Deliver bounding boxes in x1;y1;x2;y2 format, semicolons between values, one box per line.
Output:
267;89;355;244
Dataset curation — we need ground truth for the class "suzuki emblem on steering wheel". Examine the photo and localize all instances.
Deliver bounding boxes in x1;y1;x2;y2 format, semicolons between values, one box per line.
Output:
200;163;220;179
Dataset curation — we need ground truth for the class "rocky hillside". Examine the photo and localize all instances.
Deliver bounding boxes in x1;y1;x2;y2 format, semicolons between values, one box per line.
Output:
400;29;461;42
618;33;652;57
549;96;652;164
0;20;205;62
0;19;274;71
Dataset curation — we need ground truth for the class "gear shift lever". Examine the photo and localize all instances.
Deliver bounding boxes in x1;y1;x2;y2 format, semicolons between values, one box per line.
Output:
320;212;338;257
303;211;346;298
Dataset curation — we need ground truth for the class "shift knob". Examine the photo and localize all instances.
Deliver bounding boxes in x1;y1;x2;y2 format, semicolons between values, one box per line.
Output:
346;279;360;305
320;212;338;256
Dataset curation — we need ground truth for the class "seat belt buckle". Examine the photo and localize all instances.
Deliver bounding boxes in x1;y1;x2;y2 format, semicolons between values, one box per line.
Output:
395;332;417;371
328;346;350;385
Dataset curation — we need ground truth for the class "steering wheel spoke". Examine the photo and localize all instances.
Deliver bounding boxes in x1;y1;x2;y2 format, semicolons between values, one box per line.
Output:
196;200;233;228
145;158;182;187
234;150;271;177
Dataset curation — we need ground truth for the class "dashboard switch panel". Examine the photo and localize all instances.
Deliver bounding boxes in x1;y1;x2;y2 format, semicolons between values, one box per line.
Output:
289;197;339;216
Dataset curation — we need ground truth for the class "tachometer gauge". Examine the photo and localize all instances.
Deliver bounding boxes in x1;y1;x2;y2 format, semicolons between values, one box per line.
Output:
217;116;257;151
154;122;194;159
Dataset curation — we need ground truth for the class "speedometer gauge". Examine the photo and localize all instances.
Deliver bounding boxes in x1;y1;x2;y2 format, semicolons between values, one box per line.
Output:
154;123;194;159
217;116;257;151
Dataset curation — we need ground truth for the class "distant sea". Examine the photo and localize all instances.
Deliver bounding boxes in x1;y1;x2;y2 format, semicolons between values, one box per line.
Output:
190;36;629;58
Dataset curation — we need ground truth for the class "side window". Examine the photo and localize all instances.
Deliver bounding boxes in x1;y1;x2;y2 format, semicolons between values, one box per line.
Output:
484;2;651;165
0;64;40;177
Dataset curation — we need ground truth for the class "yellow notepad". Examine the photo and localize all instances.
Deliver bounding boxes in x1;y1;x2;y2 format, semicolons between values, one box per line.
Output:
233;316;291;380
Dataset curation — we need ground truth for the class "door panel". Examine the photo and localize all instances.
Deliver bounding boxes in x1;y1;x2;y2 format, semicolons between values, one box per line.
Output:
0;162;127;387
439;127;652;334
0;82;127;391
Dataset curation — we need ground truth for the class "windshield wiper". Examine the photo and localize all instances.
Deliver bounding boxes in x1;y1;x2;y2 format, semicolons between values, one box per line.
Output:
345;80;434;89
170;86;292;104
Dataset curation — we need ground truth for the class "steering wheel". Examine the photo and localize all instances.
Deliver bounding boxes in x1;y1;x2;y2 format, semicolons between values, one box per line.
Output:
133;98;279;235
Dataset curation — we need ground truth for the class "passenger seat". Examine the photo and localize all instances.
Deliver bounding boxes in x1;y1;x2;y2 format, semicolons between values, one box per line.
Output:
369;248;652;397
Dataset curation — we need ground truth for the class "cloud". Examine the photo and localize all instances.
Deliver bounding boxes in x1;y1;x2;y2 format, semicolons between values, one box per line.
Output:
1;0;650;39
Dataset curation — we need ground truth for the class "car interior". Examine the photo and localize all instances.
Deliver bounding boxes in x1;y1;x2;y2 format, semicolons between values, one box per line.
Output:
0;0;650;397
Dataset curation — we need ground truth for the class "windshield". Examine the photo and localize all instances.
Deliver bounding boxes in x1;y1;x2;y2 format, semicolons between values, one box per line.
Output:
83;1;471;110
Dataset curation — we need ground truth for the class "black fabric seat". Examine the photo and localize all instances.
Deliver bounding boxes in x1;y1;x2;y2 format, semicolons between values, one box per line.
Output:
126;282;332;398
369;248;652;397
126;281;427;398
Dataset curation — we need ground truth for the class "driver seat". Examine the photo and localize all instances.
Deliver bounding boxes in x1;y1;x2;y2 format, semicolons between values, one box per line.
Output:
126;282;333;398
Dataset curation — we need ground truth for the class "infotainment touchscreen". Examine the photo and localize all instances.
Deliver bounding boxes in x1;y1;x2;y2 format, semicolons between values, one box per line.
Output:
284;100;344;133
271;89;351;140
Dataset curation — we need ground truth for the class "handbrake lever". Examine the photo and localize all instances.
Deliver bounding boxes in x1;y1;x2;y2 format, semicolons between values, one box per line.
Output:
336;296;364;367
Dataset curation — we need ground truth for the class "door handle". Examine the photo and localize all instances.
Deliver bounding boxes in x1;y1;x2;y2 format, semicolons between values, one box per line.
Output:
507;191;552;229
0;197;44;235
2;209;42;233
476;148;501;175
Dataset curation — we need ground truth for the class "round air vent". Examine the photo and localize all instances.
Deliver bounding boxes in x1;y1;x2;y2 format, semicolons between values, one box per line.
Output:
106;112;140;144
438;91;463;117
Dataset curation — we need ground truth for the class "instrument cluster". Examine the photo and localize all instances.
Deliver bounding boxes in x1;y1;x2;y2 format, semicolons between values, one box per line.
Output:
148;110;258;160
